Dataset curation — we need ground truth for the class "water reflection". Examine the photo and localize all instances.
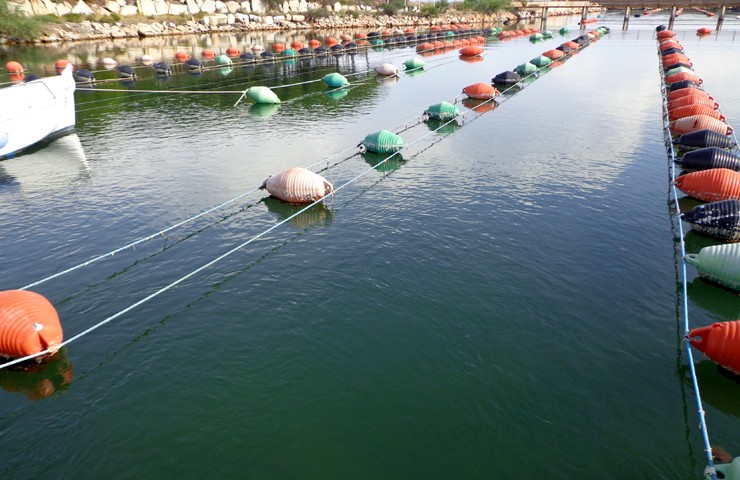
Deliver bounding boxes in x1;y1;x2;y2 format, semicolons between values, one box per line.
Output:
362;151;405;172
262;196;333;229
681;360;740;419
687;277;740;319
426;118;461;135
249;103;281;118
0;349;74;401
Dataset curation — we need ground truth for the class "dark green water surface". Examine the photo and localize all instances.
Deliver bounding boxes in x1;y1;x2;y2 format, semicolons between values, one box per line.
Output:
2;11;740;479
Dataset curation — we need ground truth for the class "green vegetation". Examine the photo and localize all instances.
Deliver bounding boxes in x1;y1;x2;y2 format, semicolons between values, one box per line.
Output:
460;0;511;14
378;0;406;16
0;0;51;41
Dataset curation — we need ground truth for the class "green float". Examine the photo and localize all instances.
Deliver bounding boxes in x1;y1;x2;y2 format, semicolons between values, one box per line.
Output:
360;130;405;155
247;86;280;104
515;62;538;76
404;57;425;70
686;243;740;292
530;55;552;68
322;73;349;88
425;101;460;122
215;54;232;65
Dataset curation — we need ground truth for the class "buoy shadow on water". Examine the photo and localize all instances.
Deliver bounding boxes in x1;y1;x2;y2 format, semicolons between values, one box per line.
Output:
362;150;405;172
687;277;740;320
0;348;73;401
249;103;280;118
425;118;460;135
262;196;333;229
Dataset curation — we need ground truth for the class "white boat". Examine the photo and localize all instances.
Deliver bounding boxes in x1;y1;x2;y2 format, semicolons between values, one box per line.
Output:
0;64;76;160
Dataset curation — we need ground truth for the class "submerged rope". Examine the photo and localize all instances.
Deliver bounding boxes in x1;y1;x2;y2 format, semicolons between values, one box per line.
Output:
658;43;718;480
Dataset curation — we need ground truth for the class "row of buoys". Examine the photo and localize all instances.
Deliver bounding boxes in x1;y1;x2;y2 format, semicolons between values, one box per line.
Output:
657;29;740;379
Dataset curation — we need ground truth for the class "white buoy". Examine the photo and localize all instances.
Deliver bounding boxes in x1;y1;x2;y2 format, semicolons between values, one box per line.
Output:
101;57;118;69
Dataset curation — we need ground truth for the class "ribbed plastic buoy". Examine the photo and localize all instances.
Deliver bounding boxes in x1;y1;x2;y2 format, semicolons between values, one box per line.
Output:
662;54;692;67
668;95;719;112
674;168;740;202
272;43;285;53
669;80;702;92
215;54;232;66
668;87;710;102
542;49;565;60
153;61;171;75
670;104;724;122
202;49;216;60
360;130;405;154
251;44;265;54
116;65;136;79
677;148;740;172
559;27;569;35
175;51;190;62
530;55;552;67
283;48;296;57
0;290;63;359
492;70;521;85
714;457;740;480
322;72;349;88
375;63;399;76
290;40;303;50
54;59;71;75
689;321;740;373
5;61;24;74
529;32;543;41
425;101;460;121
185;58;203;70
462;82;499;100
307;39;321;49
562;41;580;50
515;62;538;76
459;46;483;56
138;54;155;66
697;27;713;35
225;47;241;57
661;47;684;57
101;57;117;69
261;167;333;204
686;243;740;292
681;200;740;241
247;86;280;104
664;66;693;77
416;42;435;52
657;29;676;39
671;115;732;136
664;61;693;72
665;72;702;85
675;129;737;149
659;40;682;51
404;57;425;70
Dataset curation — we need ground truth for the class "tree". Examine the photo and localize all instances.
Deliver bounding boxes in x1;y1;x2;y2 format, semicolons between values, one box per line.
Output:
460;0;511;14
0;0;49;41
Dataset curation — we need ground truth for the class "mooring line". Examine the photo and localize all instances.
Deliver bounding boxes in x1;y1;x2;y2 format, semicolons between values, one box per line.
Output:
657;41;718;480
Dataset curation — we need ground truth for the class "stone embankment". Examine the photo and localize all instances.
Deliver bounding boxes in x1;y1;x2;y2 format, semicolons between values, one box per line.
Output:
7;0;595;43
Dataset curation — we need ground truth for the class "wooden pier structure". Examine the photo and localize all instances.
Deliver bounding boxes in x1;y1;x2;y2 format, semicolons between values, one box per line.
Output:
524;1;740;30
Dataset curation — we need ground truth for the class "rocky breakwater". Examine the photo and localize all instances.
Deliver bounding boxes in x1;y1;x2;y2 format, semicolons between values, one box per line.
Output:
9;0;516;43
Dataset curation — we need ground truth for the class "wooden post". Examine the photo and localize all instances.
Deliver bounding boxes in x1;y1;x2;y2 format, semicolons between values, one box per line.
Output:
717;5;726;31
622;6;631;30
669;5;676;30
581;4;588;24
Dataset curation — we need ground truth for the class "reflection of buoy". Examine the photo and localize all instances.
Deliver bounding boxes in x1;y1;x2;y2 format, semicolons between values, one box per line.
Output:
261;167;334;204
674;168;740;202
690;321;740;374
0;290;63;359
462;97;495;114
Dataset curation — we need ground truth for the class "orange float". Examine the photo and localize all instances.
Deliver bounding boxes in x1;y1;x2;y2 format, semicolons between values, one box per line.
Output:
690;321;740;374
308;39;321;49
669;104;725;122
202;49;216;59
697;27;712;35
667;87;710;102
543;49;566;60
0;290;63;359
670;115;732;136
657;29;676;39
659;40;682;51
355;33;367;39
667;95;719;111
290;40;303;50
175;51;191;62
324;37;338;47
662;54;692;66
674;168;740;202
54;59;71;74
271;43;285;53
5;61;23;74
225;47;241;57
416;42;435;52
462;82;499;100
665;72;702;85
340;34;352;42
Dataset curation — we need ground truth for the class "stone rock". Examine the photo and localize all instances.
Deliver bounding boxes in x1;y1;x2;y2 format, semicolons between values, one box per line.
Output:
55;2;72;15
225;1;239;13
169;3;187;14
215;0;227;13
291;13;304;21
272;14;284;22
226;13;235;23
186;0;199;14
281;1;288;13
201;0;216;13
138;0;156;16
71;0;94;15
234;12;249;23
91;4;108;15
287;0;298;11
240;1;250;12
154;0;168;15
332;1;340;11
297;0;306;11
104;0;120;12
120;4;138;15
210;13;228;24
249;13;261;22
250;0;264;14
262;15;273;25
138;23;159;35
27;0;52;15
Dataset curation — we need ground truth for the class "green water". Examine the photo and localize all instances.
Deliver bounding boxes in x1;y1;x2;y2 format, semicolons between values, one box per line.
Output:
2;12;740;479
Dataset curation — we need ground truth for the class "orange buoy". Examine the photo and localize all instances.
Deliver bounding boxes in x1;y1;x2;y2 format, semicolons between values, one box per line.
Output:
462;82;499;100
175;51;191;62
453;40;463;47
689;321;740;374
562;41;580;50
657;29;676;39
461;38;471;46
433;41;445;49
324;37;338;46
0;290;63;359
670;115;732;136
355;32;367;39
665;72;703;85
668;95;719;111
459;46;483;56
308;39;321;49
5;61;23;74
290;40;303;50
659;40;682;51
202;49;216;60
226;47;241;57
543;49;566;60
662;54;692;67
417;42;435;52
8;73;25;83
674;168;740;202
405;28;415;34
669;104;725;122
430;25;441;31
340;34;352;42
271;43;285;53
54;59;71;74
381;30;392;36
697;27;712;35
667;87;710;102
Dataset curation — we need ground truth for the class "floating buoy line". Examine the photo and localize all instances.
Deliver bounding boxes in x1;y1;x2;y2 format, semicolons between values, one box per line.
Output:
0;25;608;370
655;26;740;480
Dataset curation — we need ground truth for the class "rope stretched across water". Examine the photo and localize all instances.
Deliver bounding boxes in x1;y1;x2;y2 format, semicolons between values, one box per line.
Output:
1;31;591;369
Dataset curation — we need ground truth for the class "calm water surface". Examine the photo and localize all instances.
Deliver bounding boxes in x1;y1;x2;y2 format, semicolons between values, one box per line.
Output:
2;11;740;479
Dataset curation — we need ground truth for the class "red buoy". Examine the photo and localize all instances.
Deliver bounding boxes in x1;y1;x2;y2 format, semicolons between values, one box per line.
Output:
459;46;483;57
667;87;709;102
462;83;499;100
668;95;719;111
175;51;191;62
0;290;63;359
5;61;23;74
308;39;321;49
657;29;676;39
324;37;338;47
202;49;216;60
665;72;703;85
690;321;740;374
226;47;241;57
669;104;725;122
290;40;303;50
697;27;712;35
271;43;285;53
54;59;71;75
674;168;740;202
670;115;732;136
543;49;566;60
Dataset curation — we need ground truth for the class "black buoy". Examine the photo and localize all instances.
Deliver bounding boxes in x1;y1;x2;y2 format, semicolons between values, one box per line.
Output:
676;147;740;172
669;80;701;91
73;69;95;84
152;61;171;75
492;70;521;86
681;200;740;242
185;58;203;70
117;65;136;79
674;129;738;149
